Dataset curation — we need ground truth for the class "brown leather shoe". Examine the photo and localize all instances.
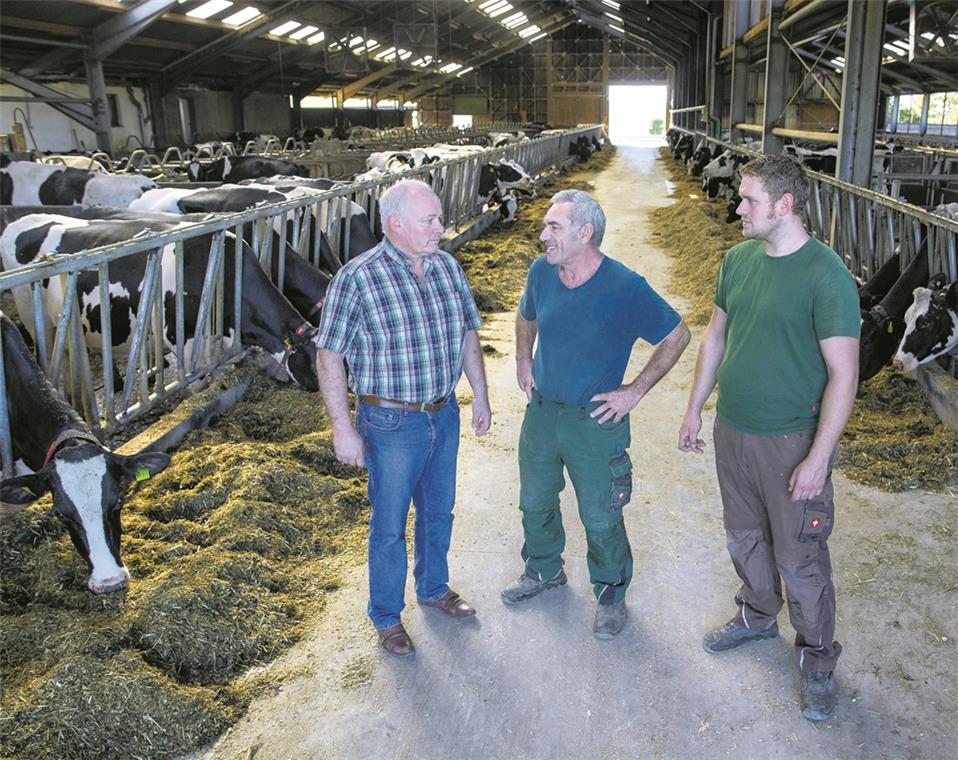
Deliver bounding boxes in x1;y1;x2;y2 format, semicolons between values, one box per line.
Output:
378;623;415;656
419;589;477;618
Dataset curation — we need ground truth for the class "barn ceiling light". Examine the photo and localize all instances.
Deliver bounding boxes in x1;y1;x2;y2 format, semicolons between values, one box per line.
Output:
602;0;620;9
440;62;462;73
187;0;232;20
605;12;623;24
456;66;475;77
528;32;547;42
270;21;301;37
221;6;260;26
518;25;541;38
307;31;325;45
289;24;319;40
608;23;624;34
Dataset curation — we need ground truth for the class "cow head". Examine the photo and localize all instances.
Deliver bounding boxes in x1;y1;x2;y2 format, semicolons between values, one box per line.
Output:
270;323;320;392
859;304;906;381
186;161;203;182
893;275;958;372
1;441;170;593
496;159;535;199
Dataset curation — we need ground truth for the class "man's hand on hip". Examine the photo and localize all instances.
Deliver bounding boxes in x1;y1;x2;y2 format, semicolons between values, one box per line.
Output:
589;385;640;424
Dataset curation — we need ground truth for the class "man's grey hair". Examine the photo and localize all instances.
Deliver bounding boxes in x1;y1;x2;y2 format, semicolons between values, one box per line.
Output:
378;179;438;232
550;189;606;246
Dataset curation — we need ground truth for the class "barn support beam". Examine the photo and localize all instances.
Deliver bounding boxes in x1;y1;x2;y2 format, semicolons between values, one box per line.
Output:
0;66;97;131
919;92;930;136
146;81;167;148
836;0;887;185
90;0;177;61
82;54;113;153
761;0;788;154
338;63;399;103
159;0;309;92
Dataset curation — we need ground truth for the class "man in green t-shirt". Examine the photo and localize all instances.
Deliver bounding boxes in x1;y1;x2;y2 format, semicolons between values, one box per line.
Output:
678;154;860;722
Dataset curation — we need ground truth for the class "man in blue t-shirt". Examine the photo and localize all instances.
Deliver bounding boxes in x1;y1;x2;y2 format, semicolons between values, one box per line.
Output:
501;189;689;640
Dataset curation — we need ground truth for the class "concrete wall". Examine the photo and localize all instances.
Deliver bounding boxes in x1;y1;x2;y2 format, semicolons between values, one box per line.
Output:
0;82;151;154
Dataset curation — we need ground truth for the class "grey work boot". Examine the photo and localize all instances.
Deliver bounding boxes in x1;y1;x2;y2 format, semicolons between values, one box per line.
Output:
593;599;628;640
801;671;837;721
703;614;779;653
500;568;567;605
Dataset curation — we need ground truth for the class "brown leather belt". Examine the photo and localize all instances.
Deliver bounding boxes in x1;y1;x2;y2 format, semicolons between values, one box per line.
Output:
360;395;447;413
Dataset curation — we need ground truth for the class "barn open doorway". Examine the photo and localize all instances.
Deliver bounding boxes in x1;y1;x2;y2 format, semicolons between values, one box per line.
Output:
608;85;667;146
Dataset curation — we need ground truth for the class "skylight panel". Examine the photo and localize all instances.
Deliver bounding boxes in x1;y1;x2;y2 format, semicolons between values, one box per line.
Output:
187;0;232;20
608;23;624;34
502;11;526;29
307;31;325;45
289;24;319;40
270;21;301;36
349;36;365;48
528;32;547;42
440;62;462;74
456;66;474;77
221;6;260;26
602;0;620;9
605;12;623;23
376;46;398;60
518;25;541;38
486;2;513;19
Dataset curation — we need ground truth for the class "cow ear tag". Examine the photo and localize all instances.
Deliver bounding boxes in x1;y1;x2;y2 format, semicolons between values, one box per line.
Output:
886;322;894;334
135;466;151;482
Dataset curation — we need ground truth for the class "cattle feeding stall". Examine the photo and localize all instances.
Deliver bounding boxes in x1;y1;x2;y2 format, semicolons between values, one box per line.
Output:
0;125;604;477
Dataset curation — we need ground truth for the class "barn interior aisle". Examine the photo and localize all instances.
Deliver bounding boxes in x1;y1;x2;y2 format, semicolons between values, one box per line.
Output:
197;146;957;760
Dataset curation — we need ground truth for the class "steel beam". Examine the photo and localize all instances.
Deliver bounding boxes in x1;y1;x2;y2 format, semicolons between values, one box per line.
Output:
836;0;887;185
82;53;113;152
0;66;96;130
91;0;178;61
762;0;788;153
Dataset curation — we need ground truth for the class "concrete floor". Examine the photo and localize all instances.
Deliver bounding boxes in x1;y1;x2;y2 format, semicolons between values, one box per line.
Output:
198;145;957;760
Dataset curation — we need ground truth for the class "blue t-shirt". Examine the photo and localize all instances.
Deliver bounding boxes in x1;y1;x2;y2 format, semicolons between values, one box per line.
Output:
519;255;681;405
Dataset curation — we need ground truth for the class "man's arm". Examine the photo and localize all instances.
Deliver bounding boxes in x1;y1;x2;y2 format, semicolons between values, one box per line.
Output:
788;335;859;500
515;311;537;402
316;348;364;467
677;306;727;453
591;320;691;424
462;329;491;435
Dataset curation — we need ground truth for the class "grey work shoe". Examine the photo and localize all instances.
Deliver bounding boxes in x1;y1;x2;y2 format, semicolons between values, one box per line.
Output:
801;671;837;721
593;600;628;640
702;615;779;653
500;568;567;605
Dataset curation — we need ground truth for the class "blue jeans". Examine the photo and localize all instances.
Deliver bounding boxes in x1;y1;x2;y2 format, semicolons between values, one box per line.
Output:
357;396;460;629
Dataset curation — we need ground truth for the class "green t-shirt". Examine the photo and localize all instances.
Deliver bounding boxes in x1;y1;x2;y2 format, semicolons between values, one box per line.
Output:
714;237;860;435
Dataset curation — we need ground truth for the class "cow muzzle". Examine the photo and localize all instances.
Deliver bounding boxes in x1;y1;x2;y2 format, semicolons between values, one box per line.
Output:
88;565;130;594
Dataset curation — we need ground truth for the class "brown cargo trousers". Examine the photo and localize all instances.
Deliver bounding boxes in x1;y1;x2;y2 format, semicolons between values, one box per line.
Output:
713;418;842;673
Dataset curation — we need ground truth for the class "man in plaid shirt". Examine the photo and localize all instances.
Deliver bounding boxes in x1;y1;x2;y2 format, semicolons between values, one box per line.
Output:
316;179;491;656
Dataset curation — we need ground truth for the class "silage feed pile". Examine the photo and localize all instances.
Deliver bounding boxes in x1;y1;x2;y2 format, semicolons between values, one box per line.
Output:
0;368;368;760
647;147;743;325
457;146;616;314
652;149;958;494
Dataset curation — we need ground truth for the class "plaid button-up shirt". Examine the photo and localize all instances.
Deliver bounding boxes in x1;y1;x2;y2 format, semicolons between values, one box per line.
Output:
316;238;482;403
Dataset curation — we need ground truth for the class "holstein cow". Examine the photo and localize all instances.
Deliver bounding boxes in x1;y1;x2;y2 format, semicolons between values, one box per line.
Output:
893;273;958;372
859;244;930;382
857;253;901;310
701;149;749;202
688;142;723;177
0;214;322;391
131;185;339;323
1;159;155;206
186;155;308;183
0;313;170;593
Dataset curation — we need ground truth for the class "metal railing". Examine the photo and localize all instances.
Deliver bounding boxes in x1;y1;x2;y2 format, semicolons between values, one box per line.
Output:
0;125;603;474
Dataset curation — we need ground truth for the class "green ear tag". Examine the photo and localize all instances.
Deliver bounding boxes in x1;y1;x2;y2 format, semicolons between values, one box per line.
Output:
23;486;36;497
135;466;151;482
886;322;894;334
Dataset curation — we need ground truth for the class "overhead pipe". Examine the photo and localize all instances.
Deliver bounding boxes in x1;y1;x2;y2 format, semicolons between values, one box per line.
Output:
734;123;840;143
778;0;837;32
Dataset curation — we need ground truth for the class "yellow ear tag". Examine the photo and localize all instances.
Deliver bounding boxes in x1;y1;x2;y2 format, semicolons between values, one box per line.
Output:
23;486;36;497
886;322;894;334
135;466;151;482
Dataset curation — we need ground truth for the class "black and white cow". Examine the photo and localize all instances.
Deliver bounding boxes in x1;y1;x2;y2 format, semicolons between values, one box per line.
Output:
0;214;322;391
0;313;170;593
186;156;308;183
893;273;958;372
688;142;723;177
858;253;901;310
701;149;749;201
0;160;155;206
859;244;930;382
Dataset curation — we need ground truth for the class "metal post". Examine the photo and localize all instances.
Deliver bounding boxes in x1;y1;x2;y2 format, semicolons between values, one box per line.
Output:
837;0;887;185
919;93;930;136
82;53;113;153
889;94;900;133
762;0;787;154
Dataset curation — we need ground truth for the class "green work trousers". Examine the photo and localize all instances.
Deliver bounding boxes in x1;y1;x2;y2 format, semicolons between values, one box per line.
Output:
517;390;634;603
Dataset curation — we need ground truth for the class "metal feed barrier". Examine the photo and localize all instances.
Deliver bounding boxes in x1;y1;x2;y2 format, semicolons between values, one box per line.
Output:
0;125;604;475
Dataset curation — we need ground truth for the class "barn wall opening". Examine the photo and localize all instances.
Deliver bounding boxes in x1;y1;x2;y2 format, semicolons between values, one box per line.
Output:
608;85;667;146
